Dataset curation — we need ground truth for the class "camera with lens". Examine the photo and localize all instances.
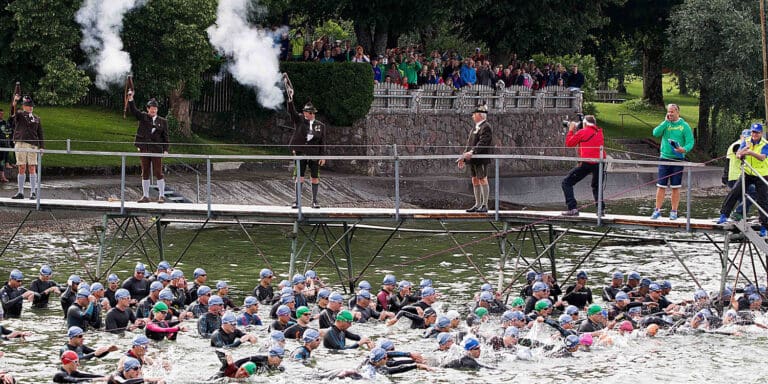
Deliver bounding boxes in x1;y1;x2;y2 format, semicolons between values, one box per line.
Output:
562;113;585;130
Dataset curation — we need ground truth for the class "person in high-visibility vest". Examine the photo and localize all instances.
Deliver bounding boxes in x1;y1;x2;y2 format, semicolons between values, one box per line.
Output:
718;123;768;236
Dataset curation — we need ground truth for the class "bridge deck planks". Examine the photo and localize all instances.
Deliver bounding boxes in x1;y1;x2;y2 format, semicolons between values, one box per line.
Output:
0;198;726;233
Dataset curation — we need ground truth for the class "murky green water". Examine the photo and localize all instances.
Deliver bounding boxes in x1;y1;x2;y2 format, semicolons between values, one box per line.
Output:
0;197;766;383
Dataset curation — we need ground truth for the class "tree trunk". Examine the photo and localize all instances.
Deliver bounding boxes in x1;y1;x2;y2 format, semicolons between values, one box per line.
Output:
678;72;687;95
697;85;712;154
354;22;373;57
642;46;664;106
617;72;627;94
372;21;388;57
169;84;191;137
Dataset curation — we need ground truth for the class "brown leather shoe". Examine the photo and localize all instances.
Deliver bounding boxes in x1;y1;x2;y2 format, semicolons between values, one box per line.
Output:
137;196;150;203
157;196;165;204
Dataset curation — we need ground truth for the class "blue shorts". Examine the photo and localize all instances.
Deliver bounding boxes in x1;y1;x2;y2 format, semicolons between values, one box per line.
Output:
657;160;683;189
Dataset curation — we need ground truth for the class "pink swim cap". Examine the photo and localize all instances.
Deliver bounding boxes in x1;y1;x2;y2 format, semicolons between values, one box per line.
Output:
619;320;634;332
579;333;593;346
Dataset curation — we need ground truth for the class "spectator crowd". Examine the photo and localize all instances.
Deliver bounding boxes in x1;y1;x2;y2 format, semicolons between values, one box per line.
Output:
276;33;585;92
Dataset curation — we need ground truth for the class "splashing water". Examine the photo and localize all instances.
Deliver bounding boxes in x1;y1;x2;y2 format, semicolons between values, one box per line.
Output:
206;0;284;109
76;0;145;90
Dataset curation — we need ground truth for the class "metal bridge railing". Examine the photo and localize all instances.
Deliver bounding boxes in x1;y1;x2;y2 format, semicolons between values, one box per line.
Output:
3;146;704;230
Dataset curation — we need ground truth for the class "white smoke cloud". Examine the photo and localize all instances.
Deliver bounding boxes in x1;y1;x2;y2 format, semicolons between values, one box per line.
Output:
76;0;146;90
207;0;284;109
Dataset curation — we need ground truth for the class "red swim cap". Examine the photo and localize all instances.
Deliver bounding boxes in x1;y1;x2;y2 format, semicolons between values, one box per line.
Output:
61;350;79;365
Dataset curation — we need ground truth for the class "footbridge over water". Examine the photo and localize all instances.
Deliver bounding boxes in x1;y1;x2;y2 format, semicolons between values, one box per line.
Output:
0;147;763;299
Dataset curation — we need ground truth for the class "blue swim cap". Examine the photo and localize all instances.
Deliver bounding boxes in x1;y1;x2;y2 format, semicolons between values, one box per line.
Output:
378;338;395;351
149;281;163;292
357;290;372;300
565;305;580;315
305;270;317;279
421;287;436;297
504;326;520;338
158;261;171;270
159;289;174;301
420;279;432;288
437;316;451;328
358;280;371;290
526;271;537;281
107;273;119;283
627;271;641;280
193;268;206;278
69;275;81;284
612;271;624;280
123;357;141;372
9;269;22;281
269;345;285;358
132;335;150;346
208;295;224;306
329;292;344;303
532;282;548;292
216;281;228;290
369;347;387;362
135;263;146;272
479;291;493;302
115;289;130;300
67;326;84;338
437;332;452;346
260;269;273;279
481;283;493;292
221;311;237;324
303;328;320;343
197;285;211;296
90;283;104;293
317;289;331;299
564;334;580;348
170;270;184;279
398;280;412;289
382;275;396;285
276;305;291;316
615;292;629;302
244;296;258;307
559;314;572;325
40;265;53;276
463;337;480;351
270;330;285;342
157;272;170;282
292;274;306;285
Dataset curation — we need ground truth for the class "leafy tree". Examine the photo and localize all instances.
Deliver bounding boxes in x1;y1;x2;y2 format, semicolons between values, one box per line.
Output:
36;56;90;105
123;0;217;137
457;0;620;64
667;0;761;154
5;0;87;103
603;0;681;106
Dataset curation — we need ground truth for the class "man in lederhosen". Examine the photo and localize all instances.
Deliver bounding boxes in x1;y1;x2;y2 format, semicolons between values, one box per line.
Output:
287;98;326;209
458;105;492;212
127;90;170;203
10;95;44;200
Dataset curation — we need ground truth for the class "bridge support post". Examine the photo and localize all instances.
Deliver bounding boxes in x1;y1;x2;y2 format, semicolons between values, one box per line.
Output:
289;220;299;278
343;222;354;293
497;222;509;292
156;216;164;262
96;214;109;277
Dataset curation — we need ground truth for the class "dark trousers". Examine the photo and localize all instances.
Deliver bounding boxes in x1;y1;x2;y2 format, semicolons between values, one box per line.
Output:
721;174;768;225
140;156;163;180
562;162;601;210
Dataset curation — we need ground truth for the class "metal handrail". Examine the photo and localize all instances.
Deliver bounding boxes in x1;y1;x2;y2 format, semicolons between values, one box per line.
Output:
0;146;706;224
169;159;201;203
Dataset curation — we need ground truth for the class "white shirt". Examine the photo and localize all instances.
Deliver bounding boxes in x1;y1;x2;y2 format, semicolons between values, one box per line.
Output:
307;120;315;141
473;119;486;133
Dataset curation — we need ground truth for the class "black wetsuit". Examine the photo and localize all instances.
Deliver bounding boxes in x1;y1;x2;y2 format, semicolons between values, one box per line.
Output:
60;343;110;361
188;301;208;318
577;318;605;333
0;283;27;318
602;285;622;302
53;368;103;383
197;312;221;338
353;303;382;323
212;352;279;379
393;308;429;329
562;285;593;308
283;323;308;340
105;307;138;334
104;289;118;308
106;372;143;384
61;286;77;318
269;319;294;332
67;302;97;330
145;319;181;341
388;293;416;313
30;278;58;309
186;281;201;305
168;286;187;309
135;296;156;319
323;325;362;349
210;327;245;348
121;277;149;303
318;308;338;329
254;284;276;305
443;355;483;369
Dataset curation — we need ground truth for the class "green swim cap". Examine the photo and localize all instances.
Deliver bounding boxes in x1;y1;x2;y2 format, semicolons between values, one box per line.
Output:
535;299;552;312
152;301;169;313
511;297;525;307
296;306;310;318
587;304;602;316
242;361;256;376
336;310;353;322
474;307;489;317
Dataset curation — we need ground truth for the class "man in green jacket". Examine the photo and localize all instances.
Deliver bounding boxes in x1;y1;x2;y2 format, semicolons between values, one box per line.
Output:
399;55;422;88
650;103;694;220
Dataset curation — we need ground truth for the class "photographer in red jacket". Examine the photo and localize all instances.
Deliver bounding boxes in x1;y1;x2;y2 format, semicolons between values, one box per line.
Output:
561;115;605;216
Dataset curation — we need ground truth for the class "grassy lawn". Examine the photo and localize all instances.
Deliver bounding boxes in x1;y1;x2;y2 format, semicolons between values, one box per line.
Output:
594;75;700;139
4;105;276;167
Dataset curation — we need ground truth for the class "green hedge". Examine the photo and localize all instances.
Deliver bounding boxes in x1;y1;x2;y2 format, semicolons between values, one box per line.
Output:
280;62;373;126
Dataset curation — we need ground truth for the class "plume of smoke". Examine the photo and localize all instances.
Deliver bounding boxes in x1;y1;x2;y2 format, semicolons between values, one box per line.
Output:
207;0;284;109
76;0;145;90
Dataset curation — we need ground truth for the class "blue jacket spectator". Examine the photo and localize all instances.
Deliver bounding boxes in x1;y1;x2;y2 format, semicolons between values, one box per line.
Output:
460;62;476;86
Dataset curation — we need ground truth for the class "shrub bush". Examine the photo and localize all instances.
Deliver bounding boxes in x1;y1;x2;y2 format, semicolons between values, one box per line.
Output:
280;62;373;126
